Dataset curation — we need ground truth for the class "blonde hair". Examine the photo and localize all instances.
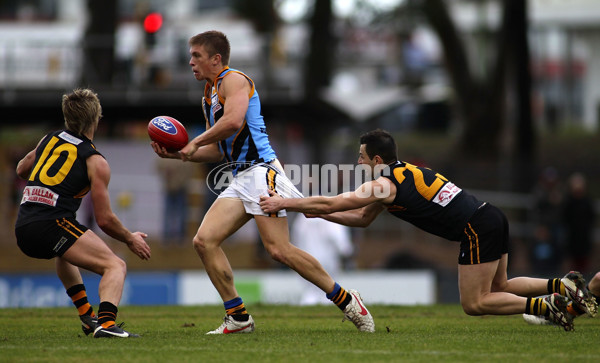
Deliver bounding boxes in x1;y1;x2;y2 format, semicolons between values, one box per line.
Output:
61;88;102;135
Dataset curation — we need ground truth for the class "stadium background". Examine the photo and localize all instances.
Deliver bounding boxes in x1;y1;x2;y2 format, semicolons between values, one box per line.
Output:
2;0;600;307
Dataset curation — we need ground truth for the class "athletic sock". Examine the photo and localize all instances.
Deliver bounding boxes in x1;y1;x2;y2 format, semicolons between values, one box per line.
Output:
547;278;566;296
525;297;548;316
224;297;249;322
66;284;95;317
326;282;352;311
98;301;118;329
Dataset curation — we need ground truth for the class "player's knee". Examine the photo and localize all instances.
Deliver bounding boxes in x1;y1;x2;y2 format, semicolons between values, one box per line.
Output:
264;245;288;265
106;255;127;276
461;300;484;316
192;234;210;254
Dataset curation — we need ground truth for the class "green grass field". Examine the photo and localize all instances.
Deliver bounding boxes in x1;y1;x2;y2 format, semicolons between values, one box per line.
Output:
1;304;599;362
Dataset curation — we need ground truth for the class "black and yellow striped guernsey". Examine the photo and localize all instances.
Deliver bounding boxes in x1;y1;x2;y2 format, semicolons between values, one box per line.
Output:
382;161;483;241
16;129;102;227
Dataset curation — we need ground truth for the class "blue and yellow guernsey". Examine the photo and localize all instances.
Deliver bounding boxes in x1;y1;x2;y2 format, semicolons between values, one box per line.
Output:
202;67;276;175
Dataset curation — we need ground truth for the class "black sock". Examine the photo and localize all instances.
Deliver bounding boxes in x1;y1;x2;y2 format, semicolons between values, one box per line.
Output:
98;301;118;328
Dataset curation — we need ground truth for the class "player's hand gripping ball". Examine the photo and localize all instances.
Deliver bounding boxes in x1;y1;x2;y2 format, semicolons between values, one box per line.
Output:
148;116;189;152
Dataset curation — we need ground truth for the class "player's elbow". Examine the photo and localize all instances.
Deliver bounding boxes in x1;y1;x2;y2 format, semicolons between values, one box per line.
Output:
355;218;372;228
95;213;117;232
208;150;224;163
225;119;243;134
16;162;31;180
355;213;375;228
16;168;29;180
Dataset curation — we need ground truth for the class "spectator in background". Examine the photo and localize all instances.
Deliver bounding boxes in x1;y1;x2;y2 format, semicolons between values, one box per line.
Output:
563;172;595;274
401;32;428;89
291;214;354;305
156;157;194;245
529;167;564;275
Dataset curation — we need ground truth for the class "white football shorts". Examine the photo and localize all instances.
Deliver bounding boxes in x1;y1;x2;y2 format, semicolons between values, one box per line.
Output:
217;161;303;217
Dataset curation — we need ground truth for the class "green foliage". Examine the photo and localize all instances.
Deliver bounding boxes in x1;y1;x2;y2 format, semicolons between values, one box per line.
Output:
1;304;599;362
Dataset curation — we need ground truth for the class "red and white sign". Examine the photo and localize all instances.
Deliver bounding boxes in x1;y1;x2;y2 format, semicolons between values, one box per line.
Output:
21;186;58;207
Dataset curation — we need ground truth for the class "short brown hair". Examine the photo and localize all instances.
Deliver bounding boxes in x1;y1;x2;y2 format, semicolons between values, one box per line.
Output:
61;88;102;135
189;30;231;65
359;129;398;164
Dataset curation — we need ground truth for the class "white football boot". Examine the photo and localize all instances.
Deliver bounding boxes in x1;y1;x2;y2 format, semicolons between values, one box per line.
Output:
342;289;375;332
206;315;255;335
522;313;554;326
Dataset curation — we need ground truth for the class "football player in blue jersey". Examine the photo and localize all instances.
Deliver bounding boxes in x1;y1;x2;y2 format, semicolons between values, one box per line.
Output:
15;88;151;338
151;31;374;334
260;129;598;331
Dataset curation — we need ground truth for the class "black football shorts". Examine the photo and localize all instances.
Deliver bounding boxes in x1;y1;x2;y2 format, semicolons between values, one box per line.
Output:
15;218;88;259
458;203;509;265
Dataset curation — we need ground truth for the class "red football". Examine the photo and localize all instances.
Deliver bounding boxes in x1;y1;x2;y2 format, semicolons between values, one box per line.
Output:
148;116;189;152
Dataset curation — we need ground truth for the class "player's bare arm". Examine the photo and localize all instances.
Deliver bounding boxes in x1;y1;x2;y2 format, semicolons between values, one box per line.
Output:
318;202;386;228
153;140;222;162
87;154;151;260
181;73;250;159
16;149;36;179
16;137;45;179
260;177;396;216
151;120;223;162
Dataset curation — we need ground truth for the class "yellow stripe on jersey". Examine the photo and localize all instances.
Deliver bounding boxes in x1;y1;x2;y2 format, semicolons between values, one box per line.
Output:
56;218;85;238
465;223;480;264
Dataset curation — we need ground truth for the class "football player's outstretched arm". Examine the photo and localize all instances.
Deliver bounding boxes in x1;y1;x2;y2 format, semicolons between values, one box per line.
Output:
260;178;395;227
316;202;386;228
87;154;151;260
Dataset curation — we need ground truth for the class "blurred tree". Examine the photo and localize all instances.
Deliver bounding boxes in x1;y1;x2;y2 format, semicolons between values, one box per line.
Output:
505;0;535;192
422;0;534;157
231;0;280;90
80;0;117;86
303;0;338;163
304;0;335;100
235;0;337;164
231;0;278;34
420;0;534;190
